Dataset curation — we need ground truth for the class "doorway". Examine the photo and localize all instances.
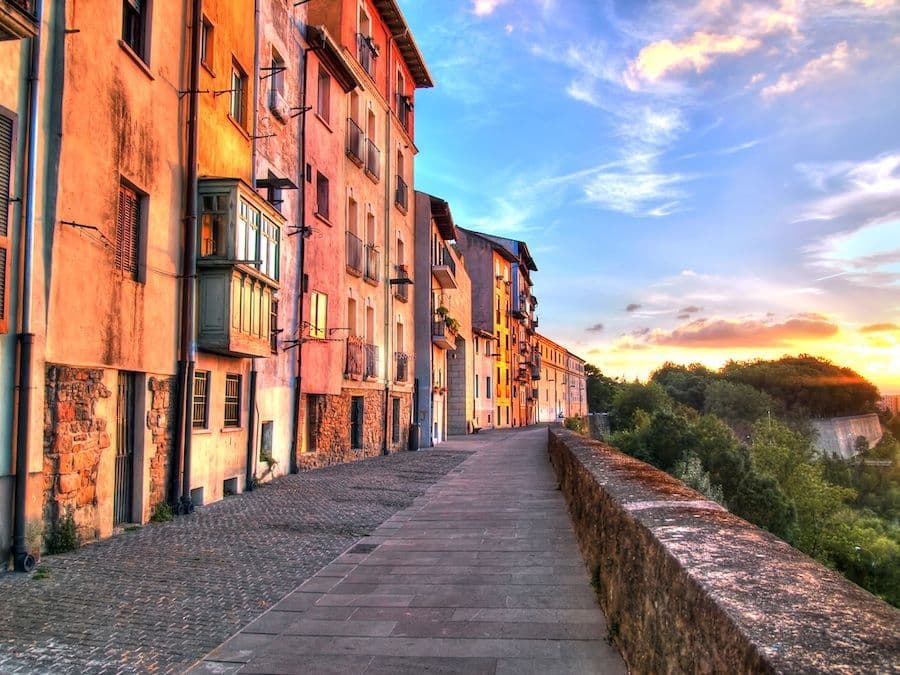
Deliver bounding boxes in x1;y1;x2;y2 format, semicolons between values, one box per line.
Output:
114;372;136;525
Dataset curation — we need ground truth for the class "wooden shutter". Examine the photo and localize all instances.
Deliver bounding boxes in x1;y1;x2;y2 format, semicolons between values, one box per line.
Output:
0;110;15;334
116;183;140;278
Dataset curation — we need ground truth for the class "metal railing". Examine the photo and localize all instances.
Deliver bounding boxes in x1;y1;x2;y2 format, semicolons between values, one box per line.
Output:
393;266;410;301
365;139;381;179
356;33;377;78
396;94;413;131
395;352;409;382
364;343;379;379
346;118;364;164
395;175;408;210
432;320;457;339
345;337;364;380
438;244;456;275
365;244;380;283
346;231;363;275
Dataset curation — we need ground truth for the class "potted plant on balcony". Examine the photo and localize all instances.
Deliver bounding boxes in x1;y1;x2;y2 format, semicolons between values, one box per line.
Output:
435;305;449;318
444;316;460;334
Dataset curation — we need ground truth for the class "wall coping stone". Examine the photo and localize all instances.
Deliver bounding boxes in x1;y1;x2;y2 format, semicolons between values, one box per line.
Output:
548;428;900;674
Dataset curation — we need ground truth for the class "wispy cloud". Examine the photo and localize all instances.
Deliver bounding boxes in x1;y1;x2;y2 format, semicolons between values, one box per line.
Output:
806;215;900;287
644;314;839;348
797;152;900;221
471;0;508;16
586;323;605;333
861;322;900;333
762;41;857;98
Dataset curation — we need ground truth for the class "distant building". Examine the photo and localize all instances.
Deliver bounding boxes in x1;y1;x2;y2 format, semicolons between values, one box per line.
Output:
534;335;587;421
810;414;883;459
879;395;900;416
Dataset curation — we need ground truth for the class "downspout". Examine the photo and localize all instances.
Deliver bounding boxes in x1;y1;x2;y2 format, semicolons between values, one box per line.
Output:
12;0;44;573
245;0;260;491
381;31;396;457
174;0;203;514
289;39;311;474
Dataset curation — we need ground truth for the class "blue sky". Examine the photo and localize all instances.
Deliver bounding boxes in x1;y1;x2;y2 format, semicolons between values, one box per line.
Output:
401;0;900;393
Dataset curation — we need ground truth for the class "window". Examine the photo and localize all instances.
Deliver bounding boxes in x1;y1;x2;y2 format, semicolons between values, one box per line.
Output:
316;68;331;122
310;291;327;339
200;193;227;257
475;374;479;398
259;216;279;279
270;300;279;353
315;172;329;219
200;16;214;70
231;61;248;128
0;109;14;335
486;376;492;399
122;0;149;62
192;370;210;429
224;374;241;427
115;182;142;280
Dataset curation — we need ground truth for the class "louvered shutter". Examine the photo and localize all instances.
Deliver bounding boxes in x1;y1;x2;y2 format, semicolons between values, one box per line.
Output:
0;110;15;334
116;184;140;278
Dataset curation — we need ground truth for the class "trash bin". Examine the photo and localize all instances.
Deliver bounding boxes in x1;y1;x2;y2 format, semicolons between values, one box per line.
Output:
408;423;420;451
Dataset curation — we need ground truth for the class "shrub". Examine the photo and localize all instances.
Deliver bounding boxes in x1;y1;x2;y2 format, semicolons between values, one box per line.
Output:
564;416;584;433
46;509;80;554
150;501;174;523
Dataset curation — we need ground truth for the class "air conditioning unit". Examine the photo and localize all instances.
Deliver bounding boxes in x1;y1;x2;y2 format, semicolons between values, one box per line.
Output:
269;89;289;122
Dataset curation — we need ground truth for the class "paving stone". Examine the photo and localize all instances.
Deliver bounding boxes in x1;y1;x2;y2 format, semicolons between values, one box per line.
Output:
0;448;470;674
363;655;497;674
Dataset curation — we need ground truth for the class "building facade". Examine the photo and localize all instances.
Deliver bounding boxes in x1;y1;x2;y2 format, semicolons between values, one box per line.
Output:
535;334;587;421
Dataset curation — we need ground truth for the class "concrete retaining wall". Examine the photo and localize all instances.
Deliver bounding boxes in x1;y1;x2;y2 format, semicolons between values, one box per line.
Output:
548;428;900;674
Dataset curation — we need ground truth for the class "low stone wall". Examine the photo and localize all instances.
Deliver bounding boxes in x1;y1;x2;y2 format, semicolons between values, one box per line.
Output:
548;428;900;674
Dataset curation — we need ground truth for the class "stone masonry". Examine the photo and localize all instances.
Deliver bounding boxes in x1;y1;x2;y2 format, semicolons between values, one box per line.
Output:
146;376;176;515
298;389;410;470
42;365;112;544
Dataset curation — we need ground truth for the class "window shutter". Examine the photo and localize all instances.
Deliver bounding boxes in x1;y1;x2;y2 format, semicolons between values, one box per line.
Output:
116;184;140;278
0;110;14;334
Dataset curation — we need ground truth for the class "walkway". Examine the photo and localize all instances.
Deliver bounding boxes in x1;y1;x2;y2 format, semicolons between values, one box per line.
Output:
192;427;625;674
0;448;470;674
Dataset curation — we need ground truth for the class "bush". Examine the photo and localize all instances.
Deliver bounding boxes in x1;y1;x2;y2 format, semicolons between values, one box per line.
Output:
564;416;584;433
46;509;80;554
150;501;174;523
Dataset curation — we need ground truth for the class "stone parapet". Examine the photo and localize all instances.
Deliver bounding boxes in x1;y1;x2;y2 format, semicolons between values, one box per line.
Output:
548;428;900;674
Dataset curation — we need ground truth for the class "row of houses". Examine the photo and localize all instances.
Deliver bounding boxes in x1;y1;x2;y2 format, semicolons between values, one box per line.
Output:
0;0;586;570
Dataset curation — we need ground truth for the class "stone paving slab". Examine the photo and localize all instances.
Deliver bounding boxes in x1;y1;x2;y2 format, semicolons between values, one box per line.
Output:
0;448;471;674
193;427;626;674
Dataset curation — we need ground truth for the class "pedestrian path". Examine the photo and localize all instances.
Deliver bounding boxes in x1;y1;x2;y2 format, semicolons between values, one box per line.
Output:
191;427;626;674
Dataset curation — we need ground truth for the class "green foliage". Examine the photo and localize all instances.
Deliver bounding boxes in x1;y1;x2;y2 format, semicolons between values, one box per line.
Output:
564;416;584;432
651;362;716;411
46;509;80;555
704;380;777;425
585;364;619;413
610;381;672;431
150;501;174;523
673;453;726;505
721;354;880;417
729;472;797;540
643;409;692;471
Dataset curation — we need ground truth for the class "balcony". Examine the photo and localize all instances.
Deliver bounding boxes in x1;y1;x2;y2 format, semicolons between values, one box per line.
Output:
432;320;458;351
433;244;457;289
393;266;410;302
364;244;380;284
396;94;413;133
0;0;38;40
395;352;409;382
365;139;381;180
511;292;527;319
364;343;379;380
345;337;364;380
356;33;378;79
395;175;408;212
346;118;365;165
346;231;363;276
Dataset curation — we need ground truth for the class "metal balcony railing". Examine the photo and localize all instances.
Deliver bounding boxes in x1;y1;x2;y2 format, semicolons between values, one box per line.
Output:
346;231;363;275
365;244;380;283
395;175;408;210
346;118;364;164
395;352;409;382
365;139;381;180
364;343;379;379
396;94;413;132
356;33;377;78
393;266;410;302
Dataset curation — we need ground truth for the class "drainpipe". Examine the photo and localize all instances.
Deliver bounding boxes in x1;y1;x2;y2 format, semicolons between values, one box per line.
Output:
174;0;203;514
381;31;397;457
12;0;44;574
289;39;311;474
245;0;260;491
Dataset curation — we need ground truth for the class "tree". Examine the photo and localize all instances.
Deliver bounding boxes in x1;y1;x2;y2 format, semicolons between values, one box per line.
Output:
643;409;694;471
610;381;672;431
650;362;716;411
674;453;726;505
704;380;777;426
585;364;619;413
729;472;796;540
722;354;880;417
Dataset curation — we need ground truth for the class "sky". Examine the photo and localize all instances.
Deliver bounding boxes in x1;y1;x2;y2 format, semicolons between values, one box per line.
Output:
399;0;900;395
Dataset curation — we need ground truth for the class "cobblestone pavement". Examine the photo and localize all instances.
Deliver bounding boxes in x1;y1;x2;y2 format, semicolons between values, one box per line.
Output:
0;448;471;674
